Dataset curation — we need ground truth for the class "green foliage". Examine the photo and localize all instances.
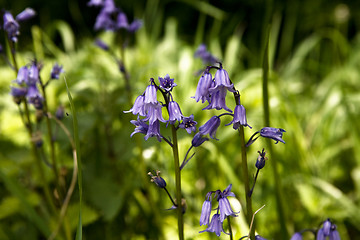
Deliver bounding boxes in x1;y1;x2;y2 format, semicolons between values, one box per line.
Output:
0;0;359;239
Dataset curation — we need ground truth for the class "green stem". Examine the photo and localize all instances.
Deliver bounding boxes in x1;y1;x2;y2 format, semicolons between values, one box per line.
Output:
40;81;63;201
238;126;255;240
262;25;288;239
171;125;184;240
227;216;233;240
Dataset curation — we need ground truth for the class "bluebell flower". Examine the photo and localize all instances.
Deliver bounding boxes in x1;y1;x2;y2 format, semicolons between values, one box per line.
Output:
199;214;228;237
158;74;176;92
15;66;29;85
94;8;115;31
144;102;166;124
3;11;20;42
116;12;129;29
209;65;235;93
194;71;213;103
200;192;212;226
128;19;142;33
144;120;162;142
28;95;44;110
226;104;252;129
144;84;158;105
194;44;218;65
255;149;267;169
27;63;40;85
178;114;197;134
203;88;232;112
87;0;103;7
218;184;237;222
168;101;183;124
11;87;27;98
260;127;286;144
130;117;149;137
290;232;303;240
102;0;117;14
50;63;64;79
255;236;268;240
15;8;36;22
124;95;146;116
317;219;340;240
148;170;167;188
191;132;209;147
199;116;221;140
94;38;109;51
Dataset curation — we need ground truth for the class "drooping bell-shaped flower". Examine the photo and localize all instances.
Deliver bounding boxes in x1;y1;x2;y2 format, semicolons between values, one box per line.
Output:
16;8;36;22
148;170;167;188
199;116;221;140
191;132;209;147
199;214;227;237
15;66;29;85
159;74;176;92
200;194;212;226
144;102;166;124
194;44;218;65
260;127;286;144
3;11;20;42
218;184;237;222
226;104;251;129
130;117;149;137
203;88;232;112
144;84;158;105
194;71;213;103
102;0;117;13
144;120;162;142
290;232;303;240
128;19;142;33
168;101;183;124
50;63;64;79
178;114;197;134
124;95;146;116
209;66;235;93
94;8;115;31
27;63;39;86
116;12;129;29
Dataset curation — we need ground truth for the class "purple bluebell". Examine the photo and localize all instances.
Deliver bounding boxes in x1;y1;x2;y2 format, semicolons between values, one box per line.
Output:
194;44;218;65
87;0;103;7
158;74;176;92
130;117;149;137
144;84;158;105
203;88;232;112
148;170;167;188
16;8;36;22
94;8;115;31
27;63;39;85
178;114;197;134
218;184;237;222
191;132;209;147
168;101;183;124
260;127;286;144
55;105;65;120
94;38;109;51
255;236;268;240
144;120;162;142
194;71;213;103
124;95;146;116
226;104;252;129
317;219;340;240
15;66;29;85
290;232;303;240
116;12;128;29
28;95;43;110
11;87;27;98
128;19;143;33
199;214;228;237
144;102;166;124
210;66;235;93
50;63;64;79
3;11;20;42
199;116;221;140
200;192;212;226
255;149;267;169
102;0;117;14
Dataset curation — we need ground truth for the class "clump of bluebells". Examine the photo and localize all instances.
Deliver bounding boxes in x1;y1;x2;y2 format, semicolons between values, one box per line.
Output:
290;219;341;240
199;184;239;237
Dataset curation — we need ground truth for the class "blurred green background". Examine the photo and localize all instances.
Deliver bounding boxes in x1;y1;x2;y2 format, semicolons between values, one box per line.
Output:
0;0;360;239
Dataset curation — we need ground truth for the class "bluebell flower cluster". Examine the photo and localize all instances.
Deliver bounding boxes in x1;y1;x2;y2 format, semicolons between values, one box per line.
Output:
125;76;197;142
88;0;142;33
2;8;36;42
199;184;239;237
290;218;341;240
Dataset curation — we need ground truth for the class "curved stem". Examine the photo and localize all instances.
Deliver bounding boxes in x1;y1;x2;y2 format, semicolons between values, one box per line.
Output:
238;126;255;240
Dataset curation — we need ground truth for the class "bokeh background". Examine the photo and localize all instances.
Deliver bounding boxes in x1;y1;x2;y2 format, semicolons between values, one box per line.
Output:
0;0;360;239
